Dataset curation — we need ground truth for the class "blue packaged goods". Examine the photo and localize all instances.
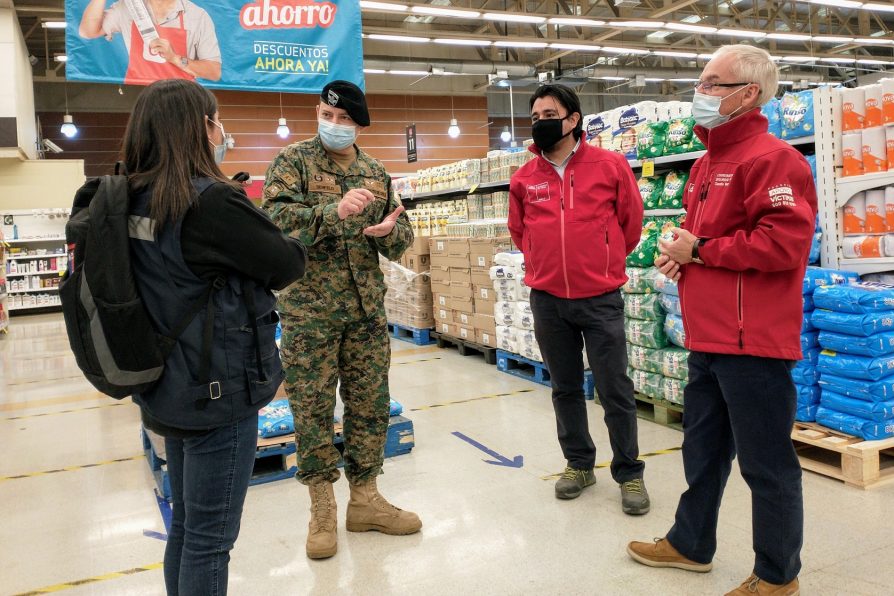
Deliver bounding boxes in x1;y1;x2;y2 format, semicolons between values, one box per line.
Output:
818;373;894;402
801;347;821;365
796;403;819;422
821;391;894;422
803;294;814;312
802;312;815;332
802;267;859;295
258;399;295;439
780;90;815;139
650;272;679;296
813;282;894;314
818;330;894;357
809;232;821;265
811;309;894;337
791;361;819;385
761;97;782;138
805;153;817;182
389;399;403;417
801;331;819;352
664;314;686;348
796;383;821;405
816;349;894;381
659;293;682;316
815;407;894;440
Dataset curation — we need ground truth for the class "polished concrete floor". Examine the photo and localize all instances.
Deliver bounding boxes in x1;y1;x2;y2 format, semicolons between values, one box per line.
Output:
1;313;892;595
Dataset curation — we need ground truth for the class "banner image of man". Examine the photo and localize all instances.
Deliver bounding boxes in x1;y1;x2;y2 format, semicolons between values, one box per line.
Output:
78;0;222;84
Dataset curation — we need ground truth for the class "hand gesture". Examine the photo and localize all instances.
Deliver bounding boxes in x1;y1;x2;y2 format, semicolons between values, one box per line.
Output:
149;38;176;63
655;254;682;282
337;188;375;220
364;206;406;238
658;227;697;267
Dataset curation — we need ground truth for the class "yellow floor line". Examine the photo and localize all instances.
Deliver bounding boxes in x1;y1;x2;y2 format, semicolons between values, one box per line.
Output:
0;391;108;413
0;454;145;483
540;446;683;480
12;562;164;595
391;356;442;366
410;388;535;412
391;344;443;356
3;402;129;421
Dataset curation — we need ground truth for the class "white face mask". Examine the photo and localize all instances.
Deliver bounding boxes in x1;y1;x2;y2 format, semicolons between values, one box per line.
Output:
692;86;749;129
208;118;227;164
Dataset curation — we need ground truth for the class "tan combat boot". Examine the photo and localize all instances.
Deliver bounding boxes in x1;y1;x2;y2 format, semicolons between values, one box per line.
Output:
306;481;337;559
345;477;422;535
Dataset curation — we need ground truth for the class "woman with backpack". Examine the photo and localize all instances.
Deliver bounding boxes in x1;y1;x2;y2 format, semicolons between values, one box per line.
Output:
82;79;306;595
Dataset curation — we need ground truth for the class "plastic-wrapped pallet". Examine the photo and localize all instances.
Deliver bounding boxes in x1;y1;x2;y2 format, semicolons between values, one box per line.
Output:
380;257;434;329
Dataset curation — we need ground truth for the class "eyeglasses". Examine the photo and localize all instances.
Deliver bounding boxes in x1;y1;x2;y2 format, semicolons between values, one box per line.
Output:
694;81;752;92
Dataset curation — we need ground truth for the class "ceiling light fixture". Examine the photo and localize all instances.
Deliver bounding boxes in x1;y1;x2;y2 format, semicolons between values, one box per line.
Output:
548;18;606;27
494;41;548;48
41;21;67;29
60;86;77;139
363;68;386;74
389;69;431;75
854;38;894;45
819;57;857;63
716;28;766;38
782;56;816;62
806;0;863;8
434;38;493;46
411;6;481;19
500;126;512;143
54;55;68;62
766;32;812;41
276;93;289;139
549;43;602;51
600;46;650;55
367;34;431;43
612;21;665;28
358;1;408;11
598;76;627;81
652;50;698;58
665;23;718;33
812;35;855;43
483;13;546;24
864;3;894;12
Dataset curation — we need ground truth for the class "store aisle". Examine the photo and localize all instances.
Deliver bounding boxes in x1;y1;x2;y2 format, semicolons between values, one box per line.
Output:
1;314;893;595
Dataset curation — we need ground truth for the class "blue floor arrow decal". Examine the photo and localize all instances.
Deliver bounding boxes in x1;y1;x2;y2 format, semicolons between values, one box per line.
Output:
452;431;523;468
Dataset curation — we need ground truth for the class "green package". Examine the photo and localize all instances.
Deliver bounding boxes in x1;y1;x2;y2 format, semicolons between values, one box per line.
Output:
636;121;669;160
660;377;686;405
624;293;666;321
627;343;664;374
659;347;690;380
661;171;689;210
629;368;663;399
688;134;706;152
664;117;696;155
626;219;660;267
637;175;665;211
623;267;654;294
625;317;669;349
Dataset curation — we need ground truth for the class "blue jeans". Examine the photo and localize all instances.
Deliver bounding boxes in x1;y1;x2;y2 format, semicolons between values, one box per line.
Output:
163;413;258;596
667;352;803;584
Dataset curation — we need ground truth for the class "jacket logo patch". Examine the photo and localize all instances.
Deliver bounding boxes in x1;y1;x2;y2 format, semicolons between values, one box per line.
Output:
308;174;340;194
769;184;795;208
714;173;734;187
526;182;551;203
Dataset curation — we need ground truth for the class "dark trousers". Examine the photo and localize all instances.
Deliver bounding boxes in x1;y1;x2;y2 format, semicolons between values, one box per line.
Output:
530;288;644;483
667;352;803;585
163;413;259;596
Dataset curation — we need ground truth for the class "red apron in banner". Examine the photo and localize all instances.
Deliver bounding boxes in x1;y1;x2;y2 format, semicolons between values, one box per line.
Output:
125;13;193;85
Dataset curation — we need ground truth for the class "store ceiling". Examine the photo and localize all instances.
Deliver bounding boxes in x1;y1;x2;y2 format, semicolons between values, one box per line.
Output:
14;0;894;94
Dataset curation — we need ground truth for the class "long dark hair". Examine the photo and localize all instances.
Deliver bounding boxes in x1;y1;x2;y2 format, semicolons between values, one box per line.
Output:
122;79;233;230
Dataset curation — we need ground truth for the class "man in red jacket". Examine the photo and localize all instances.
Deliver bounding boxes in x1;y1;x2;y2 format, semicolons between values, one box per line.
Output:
627;46;816;596
509;85;648;514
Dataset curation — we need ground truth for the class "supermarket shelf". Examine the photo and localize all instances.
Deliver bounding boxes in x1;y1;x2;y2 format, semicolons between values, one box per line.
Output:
835;172;894;207
401;180;510;202
644;209;686;217
6;269;63;277
7;287;60;294
5;253;66;260
7;303;62;312
3;237;65;244
837;257;894;276
628;136;814;170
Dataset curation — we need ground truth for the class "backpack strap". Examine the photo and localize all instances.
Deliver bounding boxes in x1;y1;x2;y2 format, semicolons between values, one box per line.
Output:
241;279;269;384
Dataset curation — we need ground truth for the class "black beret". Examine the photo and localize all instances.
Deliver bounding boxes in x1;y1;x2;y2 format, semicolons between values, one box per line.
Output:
321;80;370;126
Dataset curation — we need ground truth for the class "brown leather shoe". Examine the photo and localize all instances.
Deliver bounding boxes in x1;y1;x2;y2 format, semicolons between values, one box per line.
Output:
346;477;422;535
627;537;713;572
306;481;337;559
725;574;800;595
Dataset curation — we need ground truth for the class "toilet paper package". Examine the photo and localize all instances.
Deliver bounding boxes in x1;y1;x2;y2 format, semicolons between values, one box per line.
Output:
494;251;525;269
862;127;888;173
886;187;894;230
887;127;894;174
864;84;884;128
818;372;894;402
657;102;672;122
812;309;894;336
813;282;894;314
815;406;894;440
882;78;894;124
841;87;866;132
515;303;535;330
816;349;894;381
820;391;894;422
819;330;894;357
841;235;883;258
865;189;888;232
842;133;864;177
780;90;815;139
496;325;518;352
843;192;866;234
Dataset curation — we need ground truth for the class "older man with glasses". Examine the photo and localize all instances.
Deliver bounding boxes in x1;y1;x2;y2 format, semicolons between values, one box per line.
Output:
627;45;816;596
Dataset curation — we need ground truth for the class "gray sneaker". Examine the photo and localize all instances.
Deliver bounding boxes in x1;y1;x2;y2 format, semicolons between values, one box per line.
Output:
555;466;596;499
620;478;651;515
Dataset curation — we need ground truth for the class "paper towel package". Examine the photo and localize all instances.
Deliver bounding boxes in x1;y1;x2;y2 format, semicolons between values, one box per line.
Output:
841;87;866;132
842;235;884;258
862;127;888;174
882;78;894;124
843;192;866;234
842;133;864;177
865;84;884;128
887;127;894;173
865;189;888;233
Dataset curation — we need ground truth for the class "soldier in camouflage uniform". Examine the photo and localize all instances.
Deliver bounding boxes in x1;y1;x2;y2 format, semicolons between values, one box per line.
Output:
262;81;421;560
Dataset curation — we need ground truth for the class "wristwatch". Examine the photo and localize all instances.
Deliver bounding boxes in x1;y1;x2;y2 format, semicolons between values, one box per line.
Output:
179;56;189;69
691;238;707;265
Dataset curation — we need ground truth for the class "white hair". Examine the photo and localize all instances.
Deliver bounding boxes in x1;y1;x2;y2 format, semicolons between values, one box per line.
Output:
711;45;779;106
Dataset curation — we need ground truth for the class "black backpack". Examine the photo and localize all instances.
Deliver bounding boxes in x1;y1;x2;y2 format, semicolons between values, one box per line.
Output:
60;176;223;399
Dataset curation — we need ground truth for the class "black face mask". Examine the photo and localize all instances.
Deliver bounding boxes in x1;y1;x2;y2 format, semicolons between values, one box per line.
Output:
532;115;574;151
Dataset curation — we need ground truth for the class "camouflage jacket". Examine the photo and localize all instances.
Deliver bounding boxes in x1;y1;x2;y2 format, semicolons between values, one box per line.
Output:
262;136;413;320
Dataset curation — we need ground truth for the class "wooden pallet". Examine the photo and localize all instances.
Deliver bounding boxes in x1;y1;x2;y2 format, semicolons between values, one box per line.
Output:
791;422;894;489
633;393;684;429
495;349;595;399
387;322;435;345
432;331;497;365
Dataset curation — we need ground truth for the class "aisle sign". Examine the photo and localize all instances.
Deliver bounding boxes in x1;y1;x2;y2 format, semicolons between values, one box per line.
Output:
406;124;417;163
64;0;364;93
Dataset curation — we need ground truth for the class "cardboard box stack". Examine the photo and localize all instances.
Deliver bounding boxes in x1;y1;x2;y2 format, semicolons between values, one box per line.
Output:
382;237;434;330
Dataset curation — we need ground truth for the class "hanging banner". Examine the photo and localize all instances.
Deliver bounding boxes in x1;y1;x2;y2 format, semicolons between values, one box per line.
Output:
64;0;365;93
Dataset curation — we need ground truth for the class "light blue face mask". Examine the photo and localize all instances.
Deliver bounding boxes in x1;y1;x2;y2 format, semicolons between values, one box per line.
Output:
318;119;357;150
692;86;748;129
208;118;227;164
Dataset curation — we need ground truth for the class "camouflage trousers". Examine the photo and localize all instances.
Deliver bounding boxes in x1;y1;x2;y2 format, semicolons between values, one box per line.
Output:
279;309;391;485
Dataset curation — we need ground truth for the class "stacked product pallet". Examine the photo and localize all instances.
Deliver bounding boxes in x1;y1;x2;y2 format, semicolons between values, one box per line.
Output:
490;252;538;361
431;236;513;347
810;282;894;440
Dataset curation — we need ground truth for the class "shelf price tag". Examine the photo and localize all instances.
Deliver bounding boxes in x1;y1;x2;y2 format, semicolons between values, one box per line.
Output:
642;159;655;177
468;184;479;194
